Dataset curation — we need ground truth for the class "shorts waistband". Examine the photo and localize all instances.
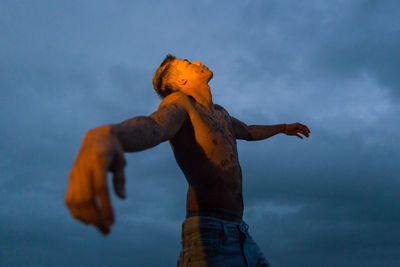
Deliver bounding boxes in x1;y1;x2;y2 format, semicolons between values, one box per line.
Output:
186;208;243;222
182;215;249;237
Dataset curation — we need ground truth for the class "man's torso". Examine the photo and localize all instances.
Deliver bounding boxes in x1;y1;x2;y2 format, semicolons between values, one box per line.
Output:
167;94;244;216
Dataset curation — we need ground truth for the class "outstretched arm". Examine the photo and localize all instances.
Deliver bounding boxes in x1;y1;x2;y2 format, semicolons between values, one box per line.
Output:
231;117;310;141
111;102;188;152
65;94;187;235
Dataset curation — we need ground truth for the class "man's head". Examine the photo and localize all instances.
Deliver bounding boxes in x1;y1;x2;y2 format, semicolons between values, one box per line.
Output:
152;54;213;98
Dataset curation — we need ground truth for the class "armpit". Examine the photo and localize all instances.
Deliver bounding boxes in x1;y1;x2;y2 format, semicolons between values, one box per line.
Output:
230;117;253;141
214;104;252;140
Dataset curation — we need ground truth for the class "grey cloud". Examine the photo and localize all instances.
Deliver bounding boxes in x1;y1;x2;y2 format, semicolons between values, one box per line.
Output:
233;1;400;97
237;130;400;266
1;0;400;266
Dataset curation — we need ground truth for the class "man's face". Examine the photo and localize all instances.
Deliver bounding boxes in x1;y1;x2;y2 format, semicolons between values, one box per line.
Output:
172;59;213;86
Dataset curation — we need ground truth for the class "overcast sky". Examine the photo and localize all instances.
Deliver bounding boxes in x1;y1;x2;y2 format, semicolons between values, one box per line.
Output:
1;0;399;266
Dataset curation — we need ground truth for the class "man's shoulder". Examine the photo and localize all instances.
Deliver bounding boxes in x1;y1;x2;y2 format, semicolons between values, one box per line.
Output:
213;104;234;124
157;92;195;116
213;104;230;115
159;92;193;109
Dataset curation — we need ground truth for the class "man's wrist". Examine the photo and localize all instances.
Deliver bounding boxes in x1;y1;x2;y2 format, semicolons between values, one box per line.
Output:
84;125;116;146
282;124;287;134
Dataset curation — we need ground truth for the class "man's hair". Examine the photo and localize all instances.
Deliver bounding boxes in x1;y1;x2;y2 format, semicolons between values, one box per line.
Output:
152;54;180;98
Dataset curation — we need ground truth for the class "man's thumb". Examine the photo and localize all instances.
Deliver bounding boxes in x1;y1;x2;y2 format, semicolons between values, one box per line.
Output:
113;167;126;199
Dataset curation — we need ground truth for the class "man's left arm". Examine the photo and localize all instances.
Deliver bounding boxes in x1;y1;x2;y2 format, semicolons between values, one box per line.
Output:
231;117;310;141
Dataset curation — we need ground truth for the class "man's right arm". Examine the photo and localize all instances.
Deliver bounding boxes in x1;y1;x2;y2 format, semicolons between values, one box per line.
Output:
110;102;188;152
65;93;188;235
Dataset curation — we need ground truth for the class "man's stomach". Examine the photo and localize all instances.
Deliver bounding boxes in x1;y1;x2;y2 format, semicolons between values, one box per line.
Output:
186;185;244;221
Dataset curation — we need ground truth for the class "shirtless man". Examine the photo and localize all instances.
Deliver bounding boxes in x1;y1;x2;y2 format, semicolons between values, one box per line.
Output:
65;55;310;266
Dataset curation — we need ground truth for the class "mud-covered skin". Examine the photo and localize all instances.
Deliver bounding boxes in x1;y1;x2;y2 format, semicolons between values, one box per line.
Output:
166;94;244;214
107;91;245;213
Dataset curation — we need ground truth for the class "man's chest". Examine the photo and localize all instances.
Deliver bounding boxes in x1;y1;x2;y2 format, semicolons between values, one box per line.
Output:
186;104;237;150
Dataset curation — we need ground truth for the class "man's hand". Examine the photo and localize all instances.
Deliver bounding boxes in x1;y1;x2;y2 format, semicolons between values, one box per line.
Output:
65;126;126;235
284;122;310;139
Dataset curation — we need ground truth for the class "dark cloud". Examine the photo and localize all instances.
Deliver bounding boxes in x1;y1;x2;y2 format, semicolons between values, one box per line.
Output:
1;0;399;266
239;129;400;266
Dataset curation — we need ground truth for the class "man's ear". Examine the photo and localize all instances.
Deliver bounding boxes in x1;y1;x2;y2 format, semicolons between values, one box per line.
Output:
176;77;187;85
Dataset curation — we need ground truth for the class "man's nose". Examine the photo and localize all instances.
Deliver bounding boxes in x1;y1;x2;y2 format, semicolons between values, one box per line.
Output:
192;61;202;66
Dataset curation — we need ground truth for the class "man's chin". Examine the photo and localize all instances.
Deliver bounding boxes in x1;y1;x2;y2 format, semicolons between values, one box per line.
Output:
207;71;214;82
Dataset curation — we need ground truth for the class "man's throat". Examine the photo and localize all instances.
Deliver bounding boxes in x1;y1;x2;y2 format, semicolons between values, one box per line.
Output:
187;87;213;109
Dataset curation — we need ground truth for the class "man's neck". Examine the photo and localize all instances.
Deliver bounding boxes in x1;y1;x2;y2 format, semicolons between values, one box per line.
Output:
184;85;213;109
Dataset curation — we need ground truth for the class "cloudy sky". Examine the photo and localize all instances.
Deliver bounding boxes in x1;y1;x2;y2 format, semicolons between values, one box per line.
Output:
1;0;399;266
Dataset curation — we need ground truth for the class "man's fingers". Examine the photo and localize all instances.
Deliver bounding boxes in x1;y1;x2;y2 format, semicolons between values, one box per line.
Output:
96;190;114;227
67;204;90;224
72;200;110;235
110;151;127;199
92;202;110;235
67;169;107;230
299;129;309;137
67;200;107;233
299;123;311;134
290;123;310;138
93;162;114;228
113;167;126;199
66;167;96;224
95;221;110;235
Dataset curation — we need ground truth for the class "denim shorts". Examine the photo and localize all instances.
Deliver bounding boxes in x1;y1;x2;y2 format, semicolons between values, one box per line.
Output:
177;216;270;267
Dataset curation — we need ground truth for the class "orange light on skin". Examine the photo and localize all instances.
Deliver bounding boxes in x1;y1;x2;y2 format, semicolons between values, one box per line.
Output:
65;56;310;236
